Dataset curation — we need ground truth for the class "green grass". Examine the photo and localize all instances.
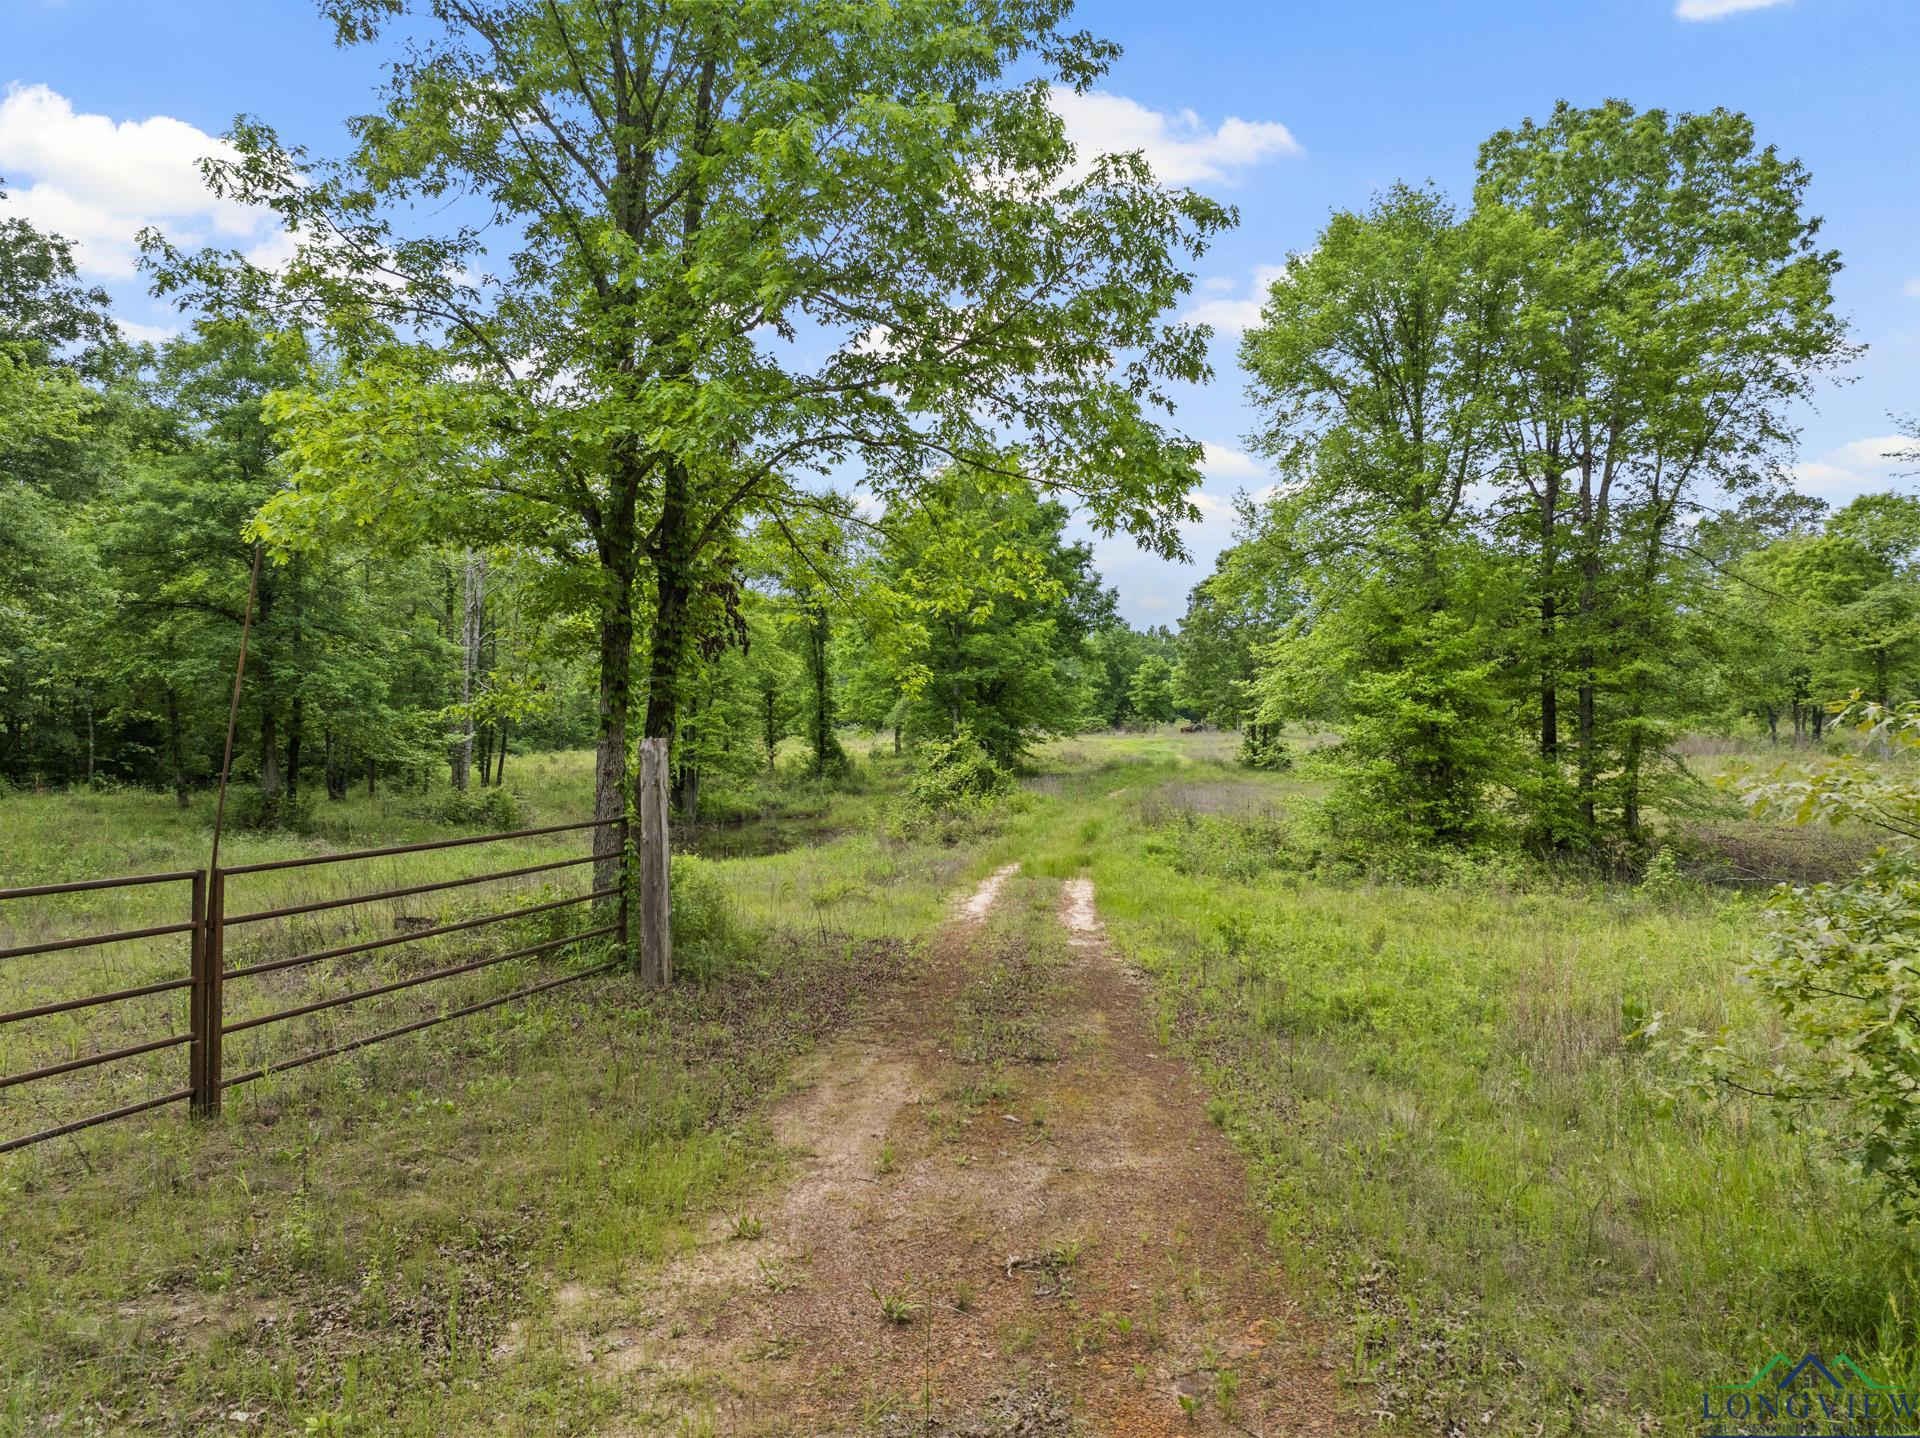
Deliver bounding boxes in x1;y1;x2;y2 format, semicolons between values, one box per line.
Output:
7;728;1917;1434
1005;735;1920;1435
0;745;1004;1435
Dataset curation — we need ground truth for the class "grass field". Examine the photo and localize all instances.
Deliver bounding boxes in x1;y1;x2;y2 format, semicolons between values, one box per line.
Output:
3;731;1916;1434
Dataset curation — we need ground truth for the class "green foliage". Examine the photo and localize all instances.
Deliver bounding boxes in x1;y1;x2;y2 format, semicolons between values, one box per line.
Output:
904;727;1013;819
1172;546;1284;728
856;467;1110;766
1638;845;1686;900
414;784;522;832
1236;723;1291;772
1084;620;1176;728
1241;185;1519;844
1125;655;1177;725
227;783;318;834
1213;102;1852;855
669;858;749;981
154;0;1231;854
1707;699;1920;1217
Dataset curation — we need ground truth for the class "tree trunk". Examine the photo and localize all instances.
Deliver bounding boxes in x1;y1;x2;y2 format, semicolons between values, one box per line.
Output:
593;459;642;922
678;761;699;822
324;728;348;801
634;455;699;979
452;549;483;791
639;736;672;986
493;722;509;787
675;706;700;820
286;695;303;802
1538;469;1561;765
594;584;634;900
367;755;377;796
260;707;281;797
167;689;188;807
806;599;835;775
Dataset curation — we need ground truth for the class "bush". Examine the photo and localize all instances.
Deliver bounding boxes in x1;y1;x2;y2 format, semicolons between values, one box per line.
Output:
1638;845;1685;899
885;728;1015;843
1692;698;1920;1218
410;784;522;830
1237;723;1291;772
228;785;317;833
1143;811;1293;883
904;727;1011;814
670;857;750;980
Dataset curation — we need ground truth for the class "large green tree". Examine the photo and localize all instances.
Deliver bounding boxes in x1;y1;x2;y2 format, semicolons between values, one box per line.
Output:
150;0;1226;973
866;465;1106;765
1240;185;1518;842
1477;100;1851;843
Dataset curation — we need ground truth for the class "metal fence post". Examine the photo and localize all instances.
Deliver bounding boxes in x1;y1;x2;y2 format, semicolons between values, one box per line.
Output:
617;815;631;954
188;870;209;1112
198;869;225;1116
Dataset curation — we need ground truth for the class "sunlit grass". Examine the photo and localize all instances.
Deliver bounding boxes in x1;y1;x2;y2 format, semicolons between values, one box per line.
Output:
6;729;1916;1434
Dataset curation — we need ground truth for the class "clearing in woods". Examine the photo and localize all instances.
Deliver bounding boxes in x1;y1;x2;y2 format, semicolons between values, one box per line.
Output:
527;861;1355;1435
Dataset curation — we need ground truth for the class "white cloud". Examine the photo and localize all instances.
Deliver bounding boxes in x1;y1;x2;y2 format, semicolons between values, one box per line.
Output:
1675;0;1791;19
116;318;180;345
1183;263;1291;335
1201;442;1264;479
0;83;275;278
1049;87;1300;187
1791;435;1914;497
1903;278;1920;299
1185;484;1277;528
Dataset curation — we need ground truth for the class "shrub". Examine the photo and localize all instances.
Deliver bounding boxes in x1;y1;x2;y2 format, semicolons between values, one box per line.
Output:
905;727;1011;814
1237;723;1291;772
1638;845;1685;899
228;785;317;833
1693;698;1920;1218
411;784;522;830
670;857;750;980
1144;811;1293;883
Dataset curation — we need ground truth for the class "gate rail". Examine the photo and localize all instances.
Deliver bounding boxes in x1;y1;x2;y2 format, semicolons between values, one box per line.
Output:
0;818;627;1155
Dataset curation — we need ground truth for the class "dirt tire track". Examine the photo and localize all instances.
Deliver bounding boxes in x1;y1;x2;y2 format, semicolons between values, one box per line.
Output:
557;867;1357;1436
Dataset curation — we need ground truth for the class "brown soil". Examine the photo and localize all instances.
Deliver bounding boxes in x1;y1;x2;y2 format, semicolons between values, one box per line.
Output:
552;871;1358;1436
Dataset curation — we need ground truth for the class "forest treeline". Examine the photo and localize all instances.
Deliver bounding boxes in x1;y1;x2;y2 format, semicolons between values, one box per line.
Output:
0;212;1180;815
7;78;1918;865
1172;101;1918;855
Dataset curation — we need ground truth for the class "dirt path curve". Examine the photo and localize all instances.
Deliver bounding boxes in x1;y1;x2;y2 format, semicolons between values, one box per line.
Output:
566;867;1357;1436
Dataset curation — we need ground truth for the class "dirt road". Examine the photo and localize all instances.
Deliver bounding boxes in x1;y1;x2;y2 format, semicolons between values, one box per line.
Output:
544;866;1357;1435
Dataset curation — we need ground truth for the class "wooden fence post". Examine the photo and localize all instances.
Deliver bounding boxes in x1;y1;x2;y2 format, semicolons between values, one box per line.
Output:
639;737;672;986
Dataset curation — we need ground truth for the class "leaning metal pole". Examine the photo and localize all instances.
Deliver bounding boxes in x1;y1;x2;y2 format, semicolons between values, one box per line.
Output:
193;541;262;1118
209;542;263;876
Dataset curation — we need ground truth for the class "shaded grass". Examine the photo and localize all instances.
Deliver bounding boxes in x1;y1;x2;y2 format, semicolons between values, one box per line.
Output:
1;932;909;1435
0;744;1003;1435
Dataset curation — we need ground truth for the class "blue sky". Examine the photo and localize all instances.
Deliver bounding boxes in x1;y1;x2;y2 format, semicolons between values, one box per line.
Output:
3;0;1915;625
